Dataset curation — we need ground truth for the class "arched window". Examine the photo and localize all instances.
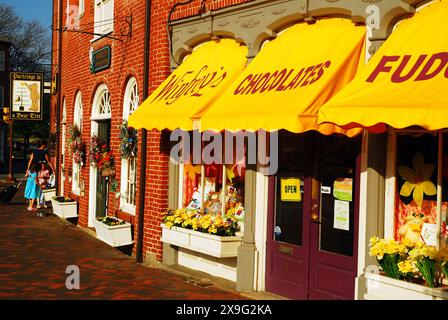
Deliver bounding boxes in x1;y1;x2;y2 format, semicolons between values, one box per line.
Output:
92;84;111;120
120;78;139;214
72;92;83;195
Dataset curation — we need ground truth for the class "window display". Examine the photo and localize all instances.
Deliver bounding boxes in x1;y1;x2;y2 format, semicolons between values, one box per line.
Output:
395;132;447;247
179;136;246;236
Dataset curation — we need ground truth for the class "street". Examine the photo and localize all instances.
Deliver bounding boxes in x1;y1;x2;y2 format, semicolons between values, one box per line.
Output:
0;182;244;300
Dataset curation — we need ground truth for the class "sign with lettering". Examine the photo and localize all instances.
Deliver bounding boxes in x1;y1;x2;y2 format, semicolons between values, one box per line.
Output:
90;46;111;73
333;178;353;202
280;178;301;202
10;72;44;121
334;200;350;231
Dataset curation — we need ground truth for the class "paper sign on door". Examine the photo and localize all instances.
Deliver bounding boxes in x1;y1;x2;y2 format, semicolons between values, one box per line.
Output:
334;200;350;231
280;178;301;202
333;178;353;202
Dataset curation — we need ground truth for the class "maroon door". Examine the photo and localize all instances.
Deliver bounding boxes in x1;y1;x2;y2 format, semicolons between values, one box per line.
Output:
266;132;361;300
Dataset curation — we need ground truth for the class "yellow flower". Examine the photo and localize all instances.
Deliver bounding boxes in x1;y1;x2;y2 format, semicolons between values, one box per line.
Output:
174;217;183;224
398;152;436;208
192;218;200;230
208;226;218;234
369;236;379;247
182;219;192;228
402;238;416;249
165;221;173;228
398;260;416;274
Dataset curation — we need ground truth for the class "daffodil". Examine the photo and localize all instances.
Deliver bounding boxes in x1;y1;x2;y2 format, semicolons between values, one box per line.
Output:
398;260;415;274
398;152;436;208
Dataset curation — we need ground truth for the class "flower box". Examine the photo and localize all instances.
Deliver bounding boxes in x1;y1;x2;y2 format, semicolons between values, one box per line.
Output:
50;197;78;219
94;218;133;247
364;273;448;300
160;223;242;258
42;188;56;202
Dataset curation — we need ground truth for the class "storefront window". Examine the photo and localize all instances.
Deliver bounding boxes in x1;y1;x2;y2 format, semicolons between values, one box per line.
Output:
180;134;245;223
395;132;440;244
441;134;448;246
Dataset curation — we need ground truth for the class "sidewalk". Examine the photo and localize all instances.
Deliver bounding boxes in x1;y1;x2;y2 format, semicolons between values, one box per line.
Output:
0;184;246;300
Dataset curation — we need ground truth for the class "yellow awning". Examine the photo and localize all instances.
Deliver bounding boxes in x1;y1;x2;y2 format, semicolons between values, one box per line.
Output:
318;0;448;132
128;39;247;131
197;19;365;137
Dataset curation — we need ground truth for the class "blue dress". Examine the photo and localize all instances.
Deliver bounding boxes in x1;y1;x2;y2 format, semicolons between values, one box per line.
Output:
24;172;41;200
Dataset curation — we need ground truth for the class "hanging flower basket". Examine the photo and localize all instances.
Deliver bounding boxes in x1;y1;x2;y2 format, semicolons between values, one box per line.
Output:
118;120;137;159
68;124;86;166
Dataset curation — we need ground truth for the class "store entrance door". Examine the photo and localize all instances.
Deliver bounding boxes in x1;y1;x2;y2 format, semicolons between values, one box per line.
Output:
95;119;111;218
265;131;361;300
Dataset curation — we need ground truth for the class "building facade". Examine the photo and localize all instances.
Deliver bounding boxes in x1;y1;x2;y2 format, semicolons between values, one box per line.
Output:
50;0;167;258
53;0;448;300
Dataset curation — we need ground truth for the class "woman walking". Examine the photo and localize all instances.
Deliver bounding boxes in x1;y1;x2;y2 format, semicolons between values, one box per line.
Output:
24;163;43;211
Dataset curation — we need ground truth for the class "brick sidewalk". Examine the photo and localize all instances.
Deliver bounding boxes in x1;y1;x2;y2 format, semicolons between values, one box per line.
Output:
0;184;245;300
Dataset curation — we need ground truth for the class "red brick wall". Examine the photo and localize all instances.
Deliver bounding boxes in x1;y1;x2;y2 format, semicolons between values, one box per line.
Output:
51;0;252;262
144;0;253;261
51;0;147;241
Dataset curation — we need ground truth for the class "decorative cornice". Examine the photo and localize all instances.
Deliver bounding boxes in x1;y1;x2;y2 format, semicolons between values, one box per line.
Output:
241;19;260;29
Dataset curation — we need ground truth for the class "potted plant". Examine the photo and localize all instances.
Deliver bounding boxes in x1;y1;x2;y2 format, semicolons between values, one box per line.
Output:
51;196;78;219
94;215;133;247
365;237;448;300
89;135;115;177
160;208;242;258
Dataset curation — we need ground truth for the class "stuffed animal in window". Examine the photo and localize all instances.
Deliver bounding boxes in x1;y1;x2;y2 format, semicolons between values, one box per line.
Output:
399;212;428;243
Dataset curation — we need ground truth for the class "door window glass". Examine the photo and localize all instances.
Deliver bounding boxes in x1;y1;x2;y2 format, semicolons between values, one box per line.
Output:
274;131;306;246
319;136;360;257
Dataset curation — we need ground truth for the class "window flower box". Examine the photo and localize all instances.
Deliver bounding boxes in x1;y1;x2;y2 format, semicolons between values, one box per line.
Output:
161;223;242;258
94;217;133;247
42;188;56;202
51;196;78;219
364;272;448;300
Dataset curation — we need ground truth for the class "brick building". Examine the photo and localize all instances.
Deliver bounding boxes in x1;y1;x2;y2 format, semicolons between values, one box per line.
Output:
50;0;151;248
51;0;253;264
53;0;448;301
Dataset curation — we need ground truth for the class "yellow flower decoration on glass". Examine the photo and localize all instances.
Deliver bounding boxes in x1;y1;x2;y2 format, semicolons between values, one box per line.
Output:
398;152;437;208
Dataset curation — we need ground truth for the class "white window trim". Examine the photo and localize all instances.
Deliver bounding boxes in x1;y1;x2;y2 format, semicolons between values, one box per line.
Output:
78;0;85;17
93;0;114;41
91;84;111;120
72;92;83;196
61;99;67;196
120;78;138;215
385;128;397;239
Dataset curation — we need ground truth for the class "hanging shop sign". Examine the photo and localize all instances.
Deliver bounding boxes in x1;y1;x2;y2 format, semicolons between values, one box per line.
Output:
10;72;44;121
280;178;301;202
90;45;111;73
